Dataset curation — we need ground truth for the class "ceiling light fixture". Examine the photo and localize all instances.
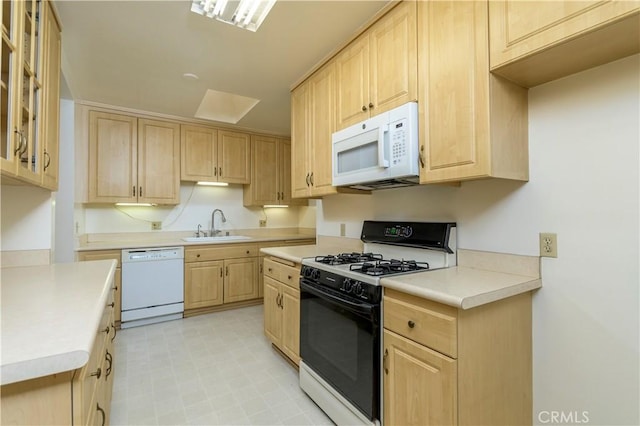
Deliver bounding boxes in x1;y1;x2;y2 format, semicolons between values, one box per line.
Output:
190;0;276;32
197;181;229;186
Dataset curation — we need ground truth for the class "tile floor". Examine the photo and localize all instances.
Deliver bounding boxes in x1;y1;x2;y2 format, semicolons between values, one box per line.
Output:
110;305;333;425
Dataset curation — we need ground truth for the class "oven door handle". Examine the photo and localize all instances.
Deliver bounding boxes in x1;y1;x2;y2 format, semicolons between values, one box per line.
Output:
300;281;376;316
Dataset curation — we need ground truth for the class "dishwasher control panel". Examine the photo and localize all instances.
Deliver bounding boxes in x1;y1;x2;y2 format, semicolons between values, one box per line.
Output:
122;247;184;262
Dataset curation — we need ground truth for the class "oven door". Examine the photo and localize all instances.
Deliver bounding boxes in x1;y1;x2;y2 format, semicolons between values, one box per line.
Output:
299;279;379;421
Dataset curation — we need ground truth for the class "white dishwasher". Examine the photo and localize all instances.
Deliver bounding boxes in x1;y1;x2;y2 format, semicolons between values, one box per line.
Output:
121;247;184;329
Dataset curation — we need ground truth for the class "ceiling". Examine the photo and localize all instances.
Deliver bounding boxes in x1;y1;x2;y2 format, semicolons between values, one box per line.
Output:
56;0;389;136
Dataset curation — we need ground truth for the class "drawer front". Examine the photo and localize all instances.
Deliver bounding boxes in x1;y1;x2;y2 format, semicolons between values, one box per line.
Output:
264;257;300;289
185;244;258;262
77;250;121;267
384;289;458;358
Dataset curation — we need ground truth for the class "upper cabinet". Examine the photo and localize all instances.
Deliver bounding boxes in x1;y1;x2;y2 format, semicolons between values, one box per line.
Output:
291;62;341;198
88;112;181;204
243;136;303;206
335;1;417;130
180;125;250;184
417;0;528;184
1;0;61;189
489;1;640;87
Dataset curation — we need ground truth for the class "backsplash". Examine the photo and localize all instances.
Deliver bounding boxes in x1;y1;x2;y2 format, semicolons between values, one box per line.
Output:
78;183;316;235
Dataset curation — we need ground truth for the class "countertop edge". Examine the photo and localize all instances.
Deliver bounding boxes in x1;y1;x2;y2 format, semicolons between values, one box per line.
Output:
76;234;316;252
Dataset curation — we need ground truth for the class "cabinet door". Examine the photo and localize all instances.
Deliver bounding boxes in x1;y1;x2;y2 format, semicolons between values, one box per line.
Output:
384;330;457;426
180;124;217;182
88;111;138;203
278;139;304;205
489;1;640;72
281;284;300;365
335;33;369;130
184;260;224;309
290;82;311;198
137;119;180;204
249;135;278;205
418;0;491;183
369;1;417;115
218;130;250;184
308;62;337;196
0;0;20;175
263;276;282;346
223;257;258;303
40;1;61;190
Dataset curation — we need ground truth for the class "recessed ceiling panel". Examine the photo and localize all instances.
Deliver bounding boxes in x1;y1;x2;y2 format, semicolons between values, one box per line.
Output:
195;89;260;123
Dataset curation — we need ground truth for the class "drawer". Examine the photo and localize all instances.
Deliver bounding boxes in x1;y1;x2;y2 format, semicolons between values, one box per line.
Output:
77;250;121;267
264;257;300;289
384;288;458;358
185;243;258;262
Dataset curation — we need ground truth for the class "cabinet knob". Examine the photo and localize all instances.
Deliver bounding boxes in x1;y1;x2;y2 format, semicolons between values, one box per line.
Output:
369;102;374;109
287;275;292;280
268;268;272;272
90;367;102;379
103;326;110;334
196;254;201;258
362;105;367;111
408;320;415;328
246;250;250;254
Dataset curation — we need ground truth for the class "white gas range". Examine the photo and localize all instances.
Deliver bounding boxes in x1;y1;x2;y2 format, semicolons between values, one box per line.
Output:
298;221;457;426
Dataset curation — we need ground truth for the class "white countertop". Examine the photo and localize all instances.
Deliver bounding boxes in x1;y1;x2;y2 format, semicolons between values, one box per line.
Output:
0;260;117;385
381;266;541;309
260;245;343;263
77;230;315;251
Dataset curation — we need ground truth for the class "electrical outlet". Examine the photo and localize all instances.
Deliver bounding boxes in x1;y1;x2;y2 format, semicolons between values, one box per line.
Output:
151;221;162;230
539;233;557;258
340;223;346;237
259;220;267;227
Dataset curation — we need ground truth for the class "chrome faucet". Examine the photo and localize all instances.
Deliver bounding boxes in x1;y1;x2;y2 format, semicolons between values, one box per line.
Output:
195;224;205;237
211;209;226;236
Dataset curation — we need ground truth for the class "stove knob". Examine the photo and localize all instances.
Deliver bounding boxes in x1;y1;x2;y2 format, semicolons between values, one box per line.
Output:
343;278;353;292
353;282;365;297
311;269;321;280
302;267;312;278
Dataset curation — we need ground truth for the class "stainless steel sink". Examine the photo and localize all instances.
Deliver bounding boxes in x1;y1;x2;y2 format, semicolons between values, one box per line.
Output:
182;236;251;243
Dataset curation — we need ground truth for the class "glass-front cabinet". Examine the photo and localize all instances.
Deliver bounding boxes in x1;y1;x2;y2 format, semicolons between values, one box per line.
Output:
1;0;60;189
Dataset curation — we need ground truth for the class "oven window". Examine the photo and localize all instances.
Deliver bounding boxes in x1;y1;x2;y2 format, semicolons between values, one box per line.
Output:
300;288;379;420
307;299;359;382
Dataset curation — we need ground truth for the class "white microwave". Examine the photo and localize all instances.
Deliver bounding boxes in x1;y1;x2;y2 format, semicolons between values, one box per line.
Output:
332;102;419;190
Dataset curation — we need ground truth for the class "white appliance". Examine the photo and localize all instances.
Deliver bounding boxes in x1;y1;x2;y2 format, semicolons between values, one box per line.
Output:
121;247;184;329
332;102;419;190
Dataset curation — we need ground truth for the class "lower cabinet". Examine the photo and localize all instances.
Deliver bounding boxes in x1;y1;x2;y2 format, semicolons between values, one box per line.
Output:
1;284;117;425
77;250;122;326
184;243;259;313
383;288;533;426
263;256;301;365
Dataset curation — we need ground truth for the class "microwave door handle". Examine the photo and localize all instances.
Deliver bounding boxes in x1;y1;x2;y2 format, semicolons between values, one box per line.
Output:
378;124;390;168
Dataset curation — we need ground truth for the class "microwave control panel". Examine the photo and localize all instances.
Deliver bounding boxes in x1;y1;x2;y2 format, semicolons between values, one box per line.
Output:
390;119;408;165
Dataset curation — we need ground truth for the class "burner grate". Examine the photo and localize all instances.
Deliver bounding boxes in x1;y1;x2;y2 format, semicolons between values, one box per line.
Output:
349;259;430;276
314;252;383;265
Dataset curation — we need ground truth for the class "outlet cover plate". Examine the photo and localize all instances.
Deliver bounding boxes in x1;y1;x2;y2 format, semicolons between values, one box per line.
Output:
539;233;557;258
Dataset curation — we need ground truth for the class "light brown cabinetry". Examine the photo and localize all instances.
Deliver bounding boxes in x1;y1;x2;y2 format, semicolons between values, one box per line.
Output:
180;124;250;184
77;250;122;326
335;1;417;130
1;285;117;425
257;239;315;299
489;1;640;87
291;63;339;198
184;243;259;314
383;288;532;426
417;0;528;184
263;256;301;365
244;136;302;206
88;112;181;204
1;0;61;189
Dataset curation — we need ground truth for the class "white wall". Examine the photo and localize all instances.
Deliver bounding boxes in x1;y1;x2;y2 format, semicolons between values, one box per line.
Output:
81;183;310;234
54;99;76;262
0;185;53;251
319;55;640;424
